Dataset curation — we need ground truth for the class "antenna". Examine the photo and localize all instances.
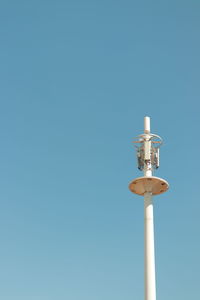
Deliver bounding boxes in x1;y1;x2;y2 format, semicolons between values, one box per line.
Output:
129;117;169;300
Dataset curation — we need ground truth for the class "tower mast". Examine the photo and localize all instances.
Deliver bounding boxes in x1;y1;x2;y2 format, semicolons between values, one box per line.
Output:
129;117;169;300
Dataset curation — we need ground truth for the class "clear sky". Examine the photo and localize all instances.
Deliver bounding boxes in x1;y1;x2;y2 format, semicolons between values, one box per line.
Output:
0;0;199;299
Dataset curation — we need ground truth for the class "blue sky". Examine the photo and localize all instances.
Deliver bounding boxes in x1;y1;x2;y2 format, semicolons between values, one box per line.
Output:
0;0;199;299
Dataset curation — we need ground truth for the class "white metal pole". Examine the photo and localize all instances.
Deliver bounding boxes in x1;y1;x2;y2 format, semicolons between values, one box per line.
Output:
144;192;156;300
144;116;156;300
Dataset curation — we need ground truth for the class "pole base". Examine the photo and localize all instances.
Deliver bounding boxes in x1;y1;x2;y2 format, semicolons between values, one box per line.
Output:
129;176;169;196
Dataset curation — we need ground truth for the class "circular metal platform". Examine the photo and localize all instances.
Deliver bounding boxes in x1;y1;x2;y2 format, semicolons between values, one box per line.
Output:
129;176;169;196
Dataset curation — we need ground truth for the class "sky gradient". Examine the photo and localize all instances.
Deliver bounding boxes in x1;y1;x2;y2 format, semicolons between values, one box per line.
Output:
0;1;200;299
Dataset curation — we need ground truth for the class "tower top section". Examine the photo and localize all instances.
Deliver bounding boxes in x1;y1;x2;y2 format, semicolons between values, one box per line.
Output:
133;116;162;173
129;116;169;196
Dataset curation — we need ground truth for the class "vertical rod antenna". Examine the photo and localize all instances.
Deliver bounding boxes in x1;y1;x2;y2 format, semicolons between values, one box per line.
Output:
144;116;150;134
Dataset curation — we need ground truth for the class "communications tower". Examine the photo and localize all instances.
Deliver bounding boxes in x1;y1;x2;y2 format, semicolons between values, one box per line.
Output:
129;116;169;300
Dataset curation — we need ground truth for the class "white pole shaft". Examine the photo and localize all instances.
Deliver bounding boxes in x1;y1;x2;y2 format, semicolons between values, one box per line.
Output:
143;116;156;300
144;192;156;300
144;116;152;176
